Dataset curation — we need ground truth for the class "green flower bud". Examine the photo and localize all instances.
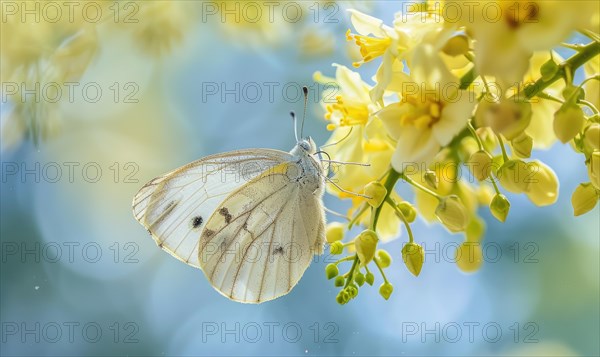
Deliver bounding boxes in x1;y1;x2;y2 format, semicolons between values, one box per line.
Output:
584;124;600;152
364;181;387;208
342;290;350;302
554;104;584;143
355;230;379;266
379;283;394;300
540;58;559;81
365;272;375;286
376;249;392;268
325;222;344;243
511;132;533;158
424;170;438;190
455;242;483;273
435;195;469;233
334;276;345;287
490;194;510;222
354;272;365;286
497;160;531;194
325;263;339;280
467;150;493;181
442;34;469;57
571;183;599;216
397;201;417;223
336;293;345;305
346;285;358;298
401;242;425;276
329;241;344;255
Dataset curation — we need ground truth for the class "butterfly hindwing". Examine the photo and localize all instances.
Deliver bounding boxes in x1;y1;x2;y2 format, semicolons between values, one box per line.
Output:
198;161;326;303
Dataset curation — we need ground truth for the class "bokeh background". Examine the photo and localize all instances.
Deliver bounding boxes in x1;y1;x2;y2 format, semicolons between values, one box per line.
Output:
1;1;598;356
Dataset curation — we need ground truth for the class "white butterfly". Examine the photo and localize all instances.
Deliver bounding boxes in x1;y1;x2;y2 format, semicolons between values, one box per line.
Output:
132;109;333;303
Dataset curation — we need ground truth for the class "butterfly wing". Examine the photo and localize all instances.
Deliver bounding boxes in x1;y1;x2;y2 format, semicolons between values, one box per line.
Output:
132;149;293;268
198;161;326;303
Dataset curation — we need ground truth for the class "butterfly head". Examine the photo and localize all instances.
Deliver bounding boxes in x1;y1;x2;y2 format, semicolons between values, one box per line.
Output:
298;137;317;155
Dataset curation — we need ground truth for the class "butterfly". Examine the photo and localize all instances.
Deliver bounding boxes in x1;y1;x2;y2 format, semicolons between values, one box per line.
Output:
132;88;362;303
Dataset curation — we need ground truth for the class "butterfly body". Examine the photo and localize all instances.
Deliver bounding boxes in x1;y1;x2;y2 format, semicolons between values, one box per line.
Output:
132;137;326;303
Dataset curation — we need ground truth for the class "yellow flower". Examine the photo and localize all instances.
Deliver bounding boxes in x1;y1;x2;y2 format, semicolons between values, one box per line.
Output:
317;65;399;240
346;9;398;68
445;1;595;83
377;45;475;171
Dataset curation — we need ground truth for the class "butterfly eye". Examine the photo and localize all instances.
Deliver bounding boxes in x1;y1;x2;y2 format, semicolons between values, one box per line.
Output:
300;140;311;151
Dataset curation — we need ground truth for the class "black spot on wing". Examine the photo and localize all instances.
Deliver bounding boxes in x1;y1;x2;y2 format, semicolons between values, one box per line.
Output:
273;246;284;255
191;216;203;229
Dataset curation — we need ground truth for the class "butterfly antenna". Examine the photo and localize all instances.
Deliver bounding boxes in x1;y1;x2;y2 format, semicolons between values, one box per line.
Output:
320;127;354;149
290;111;299;142
300;86;308;139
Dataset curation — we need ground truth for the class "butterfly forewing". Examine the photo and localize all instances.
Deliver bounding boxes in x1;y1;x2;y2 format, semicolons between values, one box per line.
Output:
132;149;294;267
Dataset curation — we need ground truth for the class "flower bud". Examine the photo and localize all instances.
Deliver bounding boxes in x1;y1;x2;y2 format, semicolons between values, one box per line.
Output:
588;151;600;190
365;272;375;286
376;249;392;268
554;104;584;143
424;170;438;189
511;132;533;158
355;230;378;266
334;276;345;287
584;124;600;151
455;242;483;272
467;150;493;181
442;34;469;57
476;127;498;153
525;160;559;206
346;285;358;298
354;272;366;286
571;183;599;216
364;181;387;208
497;160;531;194
325;222;344;243
401;242;425;276
476;96;532;140
325;263;339;280
435;195;469;233
336;292;345;304
329;241;344;255
379;282;393;300
397;201;417;223
466;216;485;243
490;194;510;222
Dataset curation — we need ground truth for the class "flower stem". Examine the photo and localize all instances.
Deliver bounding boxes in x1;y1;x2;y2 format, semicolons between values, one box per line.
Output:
344;254;359;288
372;169;401;229
467;121;485;151
496;134;510;162
522;41;600;99
386;197;414;243
374;257;389;284
399;172;442;201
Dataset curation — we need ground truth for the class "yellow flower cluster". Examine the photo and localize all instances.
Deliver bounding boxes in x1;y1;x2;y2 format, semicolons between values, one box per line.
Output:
318;1;600;303
1;1;193;151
